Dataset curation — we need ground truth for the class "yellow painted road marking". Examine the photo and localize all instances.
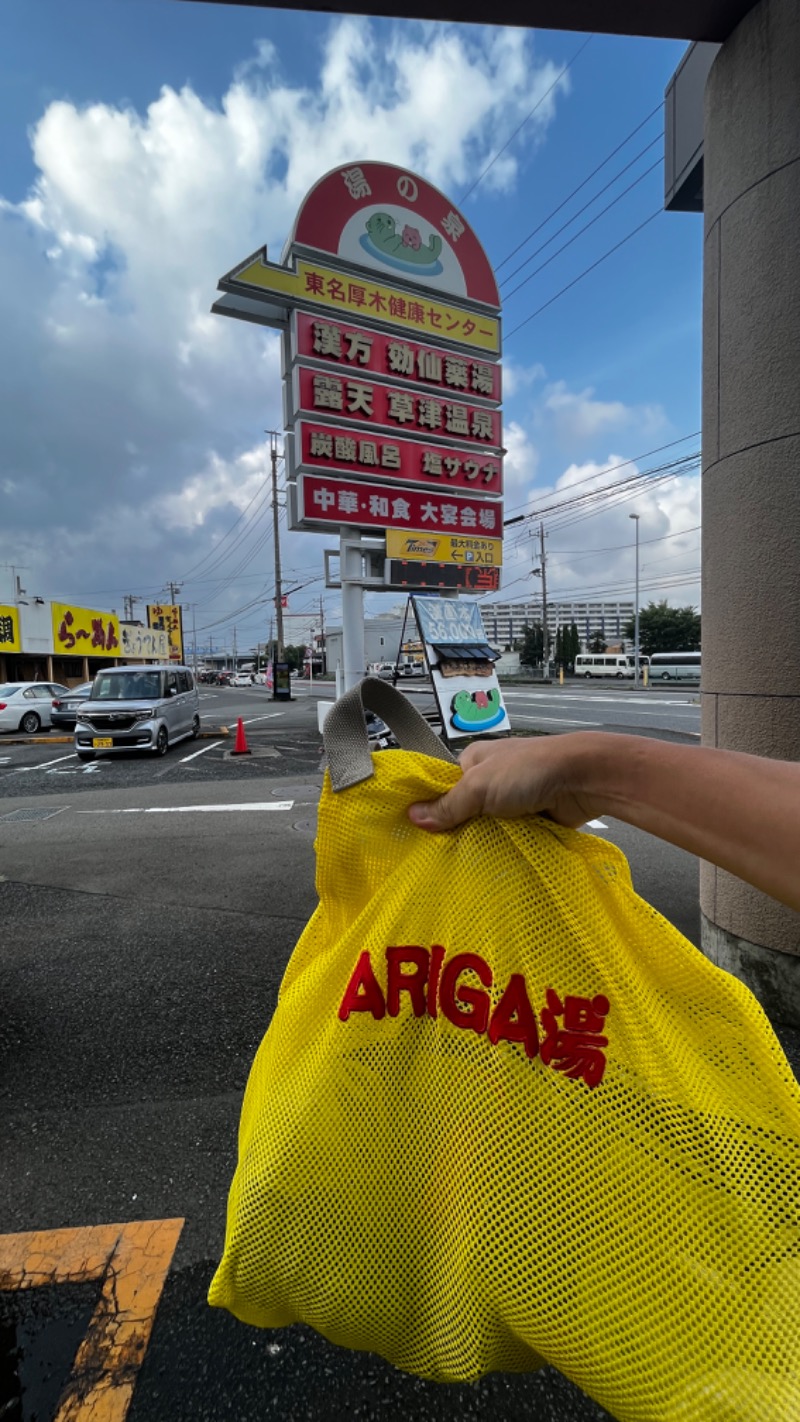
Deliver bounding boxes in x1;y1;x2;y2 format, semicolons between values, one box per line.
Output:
0;1217;184;1421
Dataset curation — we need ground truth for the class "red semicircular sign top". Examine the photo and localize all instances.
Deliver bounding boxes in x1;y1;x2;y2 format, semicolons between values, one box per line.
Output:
286;162;500;310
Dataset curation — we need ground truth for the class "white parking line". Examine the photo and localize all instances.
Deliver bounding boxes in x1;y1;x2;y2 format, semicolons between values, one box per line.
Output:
11;753;77;773
180;741;223;763
76;801;295;814
511;715;601;726
241;714;284;725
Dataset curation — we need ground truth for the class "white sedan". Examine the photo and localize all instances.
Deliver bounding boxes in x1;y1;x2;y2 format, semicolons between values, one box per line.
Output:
230;672;255;687
0;681;71;734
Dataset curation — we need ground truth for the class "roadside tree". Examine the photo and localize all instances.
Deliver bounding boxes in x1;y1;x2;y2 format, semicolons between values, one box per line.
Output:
520;624;544;669
623;601;701;656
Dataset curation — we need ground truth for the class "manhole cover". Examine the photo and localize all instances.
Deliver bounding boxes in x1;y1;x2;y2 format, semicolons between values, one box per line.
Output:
292;818;317;834
269;784;321;800
0;807;65;823
223;747;280;760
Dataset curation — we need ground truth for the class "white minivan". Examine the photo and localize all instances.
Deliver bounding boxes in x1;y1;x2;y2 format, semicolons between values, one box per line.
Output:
74;664;200;761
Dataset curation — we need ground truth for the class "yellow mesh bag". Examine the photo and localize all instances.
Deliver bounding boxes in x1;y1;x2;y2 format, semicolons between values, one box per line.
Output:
210;679;800;1421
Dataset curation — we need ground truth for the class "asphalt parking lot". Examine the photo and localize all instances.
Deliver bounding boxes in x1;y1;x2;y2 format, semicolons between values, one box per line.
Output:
0;690;327;798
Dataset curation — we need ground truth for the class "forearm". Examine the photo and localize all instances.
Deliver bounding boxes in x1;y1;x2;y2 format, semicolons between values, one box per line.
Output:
581;734;800;913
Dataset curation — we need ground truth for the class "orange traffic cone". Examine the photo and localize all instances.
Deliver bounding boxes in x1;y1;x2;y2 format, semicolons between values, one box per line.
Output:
231;717;251;756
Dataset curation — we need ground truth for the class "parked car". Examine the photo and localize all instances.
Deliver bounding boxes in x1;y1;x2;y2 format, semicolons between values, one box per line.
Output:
230;672;254;687
50;682;94;732
74;665;200;760
365;711;395;750
0;681;70;735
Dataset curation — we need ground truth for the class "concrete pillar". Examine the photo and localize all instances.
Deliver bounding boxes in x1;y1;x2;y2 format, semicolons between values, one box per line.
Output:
701;0;800;1025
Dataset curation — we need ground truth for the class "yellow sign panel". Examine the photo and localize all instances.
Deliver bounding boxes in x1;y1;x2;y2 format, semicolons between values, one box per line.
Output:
386;530;503;567
147;603;184;663
0;604;21;654
52;602;122;658
225;252;500;355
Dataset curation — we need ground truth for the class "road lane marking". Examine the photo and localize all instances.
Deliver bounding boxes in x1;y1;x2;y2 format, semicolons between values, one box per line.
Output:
587;819;608;829
241;713;285;725
501;691;697;707
179;740;224;762
511;715;601;726
512;705;699;720
12;753;77;773
76;801;295;814
0;1217;183;1421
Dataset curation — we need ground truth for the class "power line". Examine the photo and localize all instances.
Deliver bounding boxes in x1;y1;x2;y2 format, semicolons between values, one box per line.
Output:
500;136;662;291
177;472;270;583
502;432;701;520
505;209;662;341
495;99;663;272
506;451;700;530
502;157;661;304
545;525;701;558
458;34;594;206
480;569;701;608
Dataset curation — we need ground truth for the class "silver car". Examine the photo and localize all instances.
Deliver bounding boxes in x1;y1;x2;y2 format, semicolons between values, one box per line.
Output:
74;665;200;761
0;681;71;735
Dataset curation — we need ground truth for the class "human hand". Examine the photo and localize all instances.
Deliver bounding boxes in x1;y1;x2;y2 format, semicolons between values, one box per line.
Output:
408;733;605;833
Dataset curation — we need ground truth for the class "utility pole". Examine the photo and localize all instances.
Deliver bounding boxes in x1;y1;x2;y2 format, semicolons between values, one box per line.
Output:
629;513;641;688
164;581;183;603
233;626;238;672
269;432;285;661
191;604;198;677
319;595;325;674
123;593;142;622
539;521;549;678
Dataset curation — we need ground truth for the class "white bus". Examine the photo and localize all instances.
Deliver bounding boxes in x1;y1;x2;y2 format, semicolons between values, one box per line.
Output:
575;654;635;679
648;651;702;681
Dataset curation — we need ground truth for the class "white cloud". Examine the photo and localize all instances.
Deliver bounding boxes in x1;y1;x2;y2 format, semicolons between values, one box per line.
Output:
542;381;667;444
0;18;570;632
502;357;546;400
498;451;701;609
502;419;540;503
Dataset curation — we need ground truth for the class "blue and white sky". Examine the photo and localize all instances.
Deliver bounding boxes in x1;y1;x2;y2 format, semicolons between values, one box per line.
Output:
0;0;703;650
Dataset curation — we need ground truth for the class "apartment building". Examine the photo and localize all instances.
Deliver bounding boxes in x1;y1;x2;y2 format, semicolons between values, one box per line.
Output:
479;599;635;650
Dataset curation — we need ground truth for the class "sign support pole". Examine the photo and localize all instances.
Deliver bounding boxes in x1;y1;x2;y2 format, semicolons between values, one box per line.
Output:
341;528;366;692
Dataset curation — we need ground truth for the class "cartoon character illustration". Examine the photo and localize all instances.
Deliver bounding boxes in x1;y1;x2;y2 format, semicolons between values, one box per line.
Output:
360;212;444;274
450;687;506;733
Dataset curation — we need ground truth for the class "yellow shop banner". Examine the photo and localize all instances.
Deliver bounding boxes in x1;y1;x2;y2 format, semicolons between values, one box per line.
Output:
386;530;503;566
0;604;22;654
52;603;121;657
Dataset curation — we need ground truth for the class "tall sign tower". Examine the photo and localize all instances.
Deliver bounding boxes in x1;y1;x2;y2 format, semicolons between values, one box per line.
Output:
212;161;503;691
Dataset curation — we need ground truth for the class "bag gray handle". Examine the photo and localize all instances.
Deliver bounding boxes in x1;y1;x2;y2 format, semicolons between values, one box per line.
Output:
323;676;457;791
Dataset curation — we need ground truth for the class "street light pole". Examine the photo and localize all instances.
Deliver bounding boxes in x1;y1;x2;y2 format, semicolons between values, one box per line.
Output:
629;513;640;688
